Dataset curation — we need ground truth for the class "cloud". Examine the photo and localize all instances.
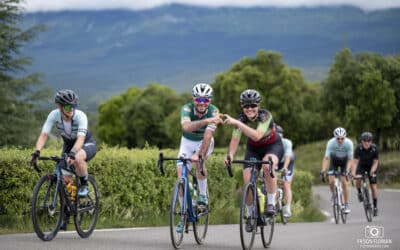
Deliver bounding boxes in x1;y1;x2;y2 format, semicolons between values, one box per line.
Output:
22;0;400;12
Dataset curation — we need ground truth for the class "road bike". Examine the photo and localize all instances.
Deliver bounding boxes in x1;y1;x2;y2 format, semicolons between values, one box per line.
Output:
274;168;288;225
358;171;373;222
31;154;99;241
158;152;209;249
226;157;275;250
322;169;347;224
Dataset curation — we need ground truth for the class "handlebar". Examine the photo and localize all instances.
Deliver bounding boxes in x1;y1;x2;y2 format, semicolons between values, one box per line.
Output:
227;156;275;178
30;154;69;173
157;152;205;176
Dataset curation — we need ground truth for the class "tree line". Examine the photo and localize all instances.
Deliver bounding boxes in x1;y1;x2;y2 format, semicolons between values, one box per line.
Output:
1;0;399;150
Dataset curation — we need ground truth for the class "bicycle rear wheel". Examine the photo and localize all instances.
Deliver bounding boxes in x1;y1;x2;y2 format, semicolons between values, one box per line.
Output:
74;175;100;238
332;188;340;224
31;174;63;241
240;183;256;250
261;214;275;248
193;186;209;245
363;187;373;222
170;179;186;249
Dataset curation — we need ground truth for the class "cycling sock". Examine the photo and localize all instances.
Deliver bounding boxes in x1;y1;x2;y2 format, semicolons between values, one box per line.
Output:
79;173;88;186
267;193;276;205
357;188;361;193
373;198;377;208
198;179;207;196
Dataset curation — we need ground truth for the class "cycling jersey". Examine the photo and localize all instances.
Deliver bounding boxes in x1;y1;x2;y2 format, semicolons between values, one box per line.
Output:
277;138;295;179
232;109;277;146
41;109;95;151
324;137;354;159
180;103;219;141
354;143;379;169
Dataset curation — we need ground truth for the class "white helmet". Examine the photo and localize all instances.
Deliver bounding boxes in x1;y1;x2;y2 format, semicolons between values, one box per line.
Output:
192;83;213;98
333;127;347;138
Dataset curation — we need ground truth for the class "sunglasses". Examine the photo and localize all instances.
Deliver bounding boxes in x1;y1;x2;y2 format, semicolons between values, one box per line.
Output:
63;104;77;111
362;140;372;143
195;97;210;104
242;104;258;109
336;137;344;141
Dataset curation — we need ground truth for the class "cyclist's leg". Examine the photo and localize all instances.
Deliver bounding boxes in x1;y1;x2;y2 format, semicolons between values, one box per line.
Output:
283;160;294;217
327;161;337;195
369;170;378;215
354;165;364;201
243;149;256;217
196;137;214;205
75;141;97;196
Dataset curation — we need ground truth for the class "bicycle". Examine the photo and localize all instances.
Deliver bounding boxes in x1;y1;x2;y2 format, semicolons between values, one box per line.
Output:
30;154;100;241
157;152;209;249
226;156;275;250
357;171;373;222
321;169;347;224
274;168;288;225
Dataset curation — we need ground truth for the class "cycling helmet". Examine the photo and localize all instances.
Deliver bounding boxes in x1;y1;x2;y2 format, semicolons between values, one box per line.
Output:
192;83;213;98
240;89;261;107
55;89;78;105
360;131;373;141
333;127;347;138
276;125;284;134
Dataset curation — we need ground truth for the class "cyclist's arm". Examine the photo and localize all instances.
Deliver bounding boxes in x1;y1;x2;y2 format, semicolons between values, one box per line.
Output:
71;135;85;154
198;129;214;159
370;159;379;175
35;132;48;151
227;137;240;160
352;158;359;176
282;155;291;170
321;156;329;172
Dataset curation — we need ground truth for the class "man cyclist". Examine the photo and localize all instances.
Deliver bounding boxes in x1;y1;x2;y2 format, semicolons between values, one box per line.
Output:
223;89;283;231
31;89;97;230
321;127;353;214
275;125;295;218
176;83;223;233
352;132;379;216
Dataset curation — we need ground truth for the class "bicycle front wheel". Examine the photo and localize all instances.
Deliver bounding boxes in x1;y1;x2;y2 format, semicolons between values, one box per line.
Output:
170;179;186;249
31;174;63;241
74;175;100;238
261;214;275;248
193;187;209;245
332;188;340;224
240;183;256;250
363;187;372;222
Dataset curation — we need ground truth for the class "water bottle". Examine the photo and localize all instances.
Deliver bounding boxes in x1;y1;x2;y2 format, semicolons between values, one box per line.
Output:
67;182;77;202
189;182;197;206
258;187;265;213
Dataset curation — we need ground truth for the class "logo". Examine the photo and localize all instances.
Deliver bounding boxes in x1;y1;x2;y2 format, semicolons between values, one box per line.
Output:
365;226;384;238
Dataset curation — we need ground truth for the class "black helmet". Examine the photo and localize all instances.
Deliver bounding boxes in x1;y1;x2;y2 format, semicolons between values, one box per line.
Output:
55;89;78;105
240;89;261;107
276;125;284;134
360;131;373;141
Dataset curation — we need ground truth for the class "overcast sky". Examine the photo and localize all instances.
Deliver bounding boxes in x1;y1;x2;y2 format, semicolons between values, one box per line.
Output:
22;0;400;12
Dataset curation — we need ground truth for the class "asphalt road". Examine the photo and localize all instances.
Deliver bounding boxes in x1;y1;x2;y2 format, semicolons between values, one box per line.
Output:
1;186;399;250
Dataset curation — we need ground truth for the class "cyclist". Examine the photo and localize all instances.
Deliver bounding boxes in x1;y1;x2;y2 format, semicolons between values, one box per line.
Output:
223;89;284;231
175;83;223;233
321;127;353;214
352;132;379;216
30;89;97;230
275;125;295;218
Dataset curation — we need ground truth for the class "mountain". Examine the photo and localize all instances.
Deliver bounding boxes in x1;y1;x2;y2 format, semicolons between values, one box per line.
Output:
21;5;400;110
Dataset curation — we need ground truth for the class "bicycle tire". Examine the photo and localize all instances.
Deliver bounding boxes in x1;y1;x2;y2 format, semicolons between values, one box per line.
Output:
340;192;347;224
332;188;340;224
193;186;209;245
363;187;373;222
31;174;63;241
74;175;100;238
240;183;256;250
261;214;275;248
170;179;186;249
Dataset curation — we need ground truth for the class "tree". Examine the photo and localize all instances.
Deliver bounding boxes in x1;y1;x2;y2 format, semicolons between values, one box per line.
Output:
0;0;49;147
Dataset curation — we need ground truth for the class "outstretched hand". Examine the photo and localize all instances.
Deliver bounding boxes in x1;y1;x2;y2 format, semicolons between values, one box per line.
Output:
221;114;237;126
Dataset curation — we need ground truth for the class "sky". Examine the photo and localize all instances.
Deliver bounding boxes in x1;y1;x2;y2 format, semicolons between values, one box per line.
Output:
22;0;400;12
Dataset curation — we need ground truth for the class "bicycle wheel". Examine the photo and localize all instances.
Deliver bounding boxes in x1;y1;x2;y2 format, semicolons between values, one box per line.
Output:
340;192;347;224
261;214;275;248
193;186;209;245
332;188;340;224
74;175;100;238
240;183;256;250
363;187;373;222
170;179;186;249
31;174;63;241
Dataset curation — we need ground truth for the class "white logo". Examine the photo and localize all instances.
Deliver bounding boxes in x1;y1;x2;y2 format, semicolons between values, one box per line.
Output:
365;226;384;238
